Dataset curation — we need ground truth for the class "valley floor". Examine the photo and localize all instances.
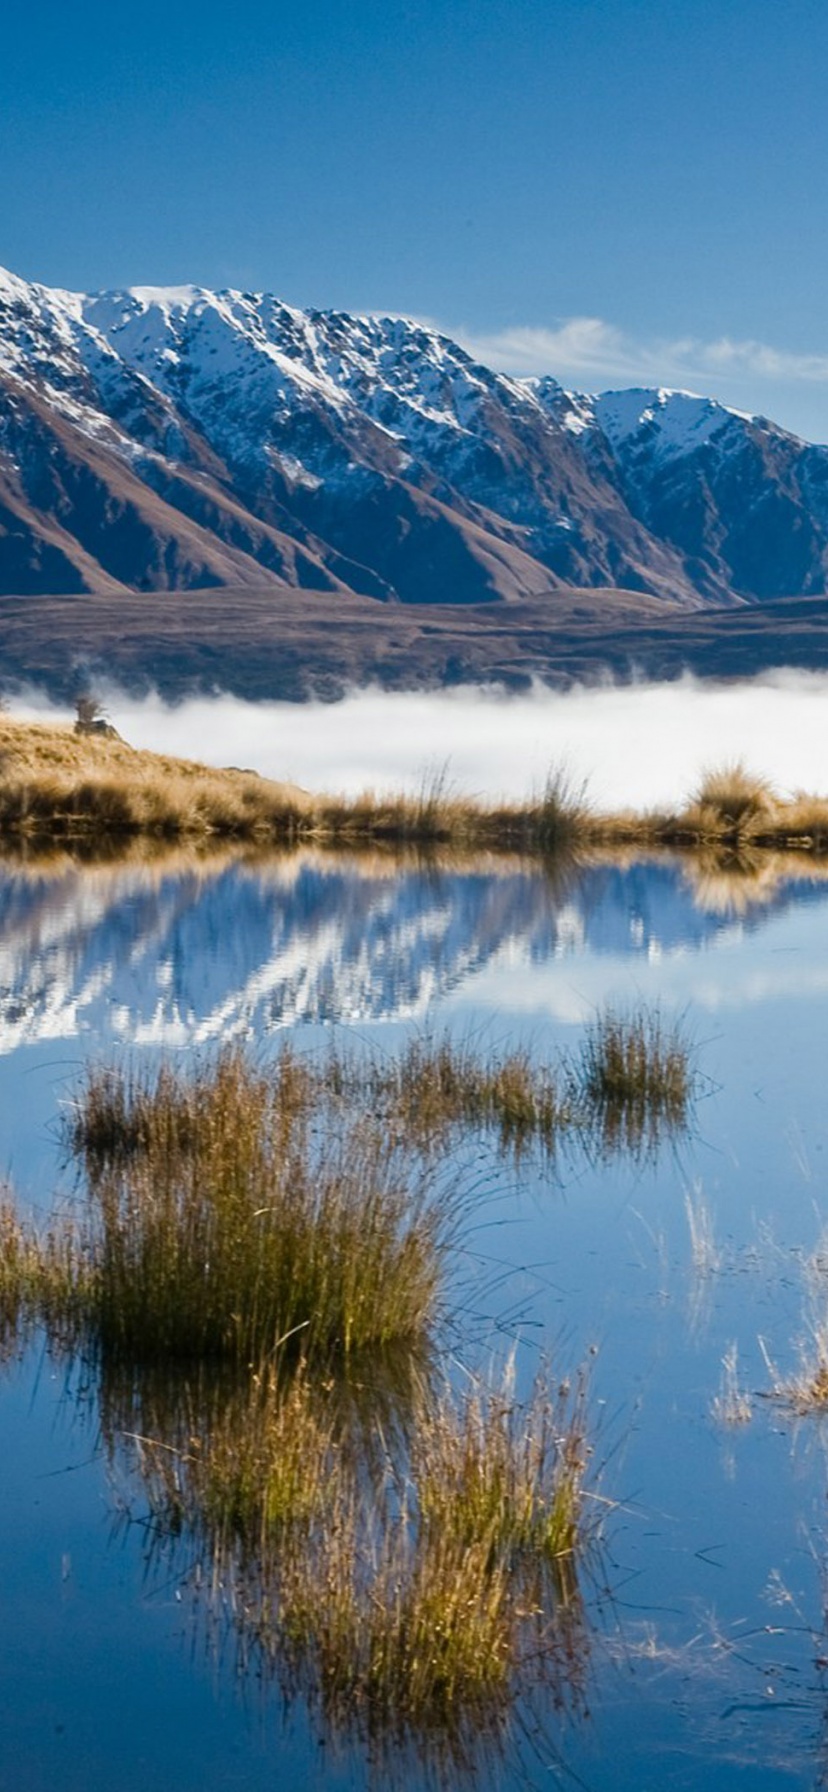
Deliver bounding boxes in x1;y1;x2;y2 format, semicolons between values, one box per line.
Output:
3;586;828;703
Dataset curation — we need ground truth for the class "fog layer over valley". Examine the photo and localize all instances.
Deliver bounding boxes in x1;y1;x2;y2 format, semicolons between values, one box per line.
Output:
11;671;828;808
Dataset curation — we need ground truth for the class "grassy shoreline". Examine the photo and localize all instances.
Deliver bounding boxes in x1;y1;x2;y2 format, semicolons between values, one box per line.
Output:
4;717;828;853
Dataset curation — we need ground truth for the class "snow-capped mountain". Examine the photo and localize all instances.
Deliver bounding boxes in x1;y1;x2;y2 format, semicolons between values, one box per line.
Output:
1;264;828;608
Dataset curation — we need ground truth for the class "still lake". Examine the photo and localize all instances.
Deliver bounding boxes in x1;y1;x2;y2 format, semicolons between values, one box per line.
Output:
2;843;828;1789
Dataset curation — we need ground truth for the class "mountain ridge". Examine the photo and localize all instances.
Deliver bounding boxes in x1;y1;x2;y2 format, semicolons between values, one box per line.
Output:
3;265;826;614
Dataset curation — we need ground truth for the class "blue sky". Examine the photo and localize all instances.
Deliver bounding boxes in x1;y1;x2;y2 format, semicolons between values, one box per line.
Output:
3;0;828;438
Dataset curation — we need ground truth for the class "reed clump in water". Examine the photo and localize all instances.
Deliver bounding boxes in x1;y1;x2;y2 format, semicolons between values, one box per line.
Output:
358;1034;567;1155
118;1355;592;1755
575;1006;693;1157
70;1010;695;1186
333;1012;693;1163
69;1046;315;1171
31;1047;456;1366
2;1010;693;1369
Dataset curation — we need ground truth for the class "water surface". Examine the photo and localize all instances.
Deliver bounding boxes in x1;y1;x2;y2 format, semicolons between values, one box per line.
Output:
3;844;828;1788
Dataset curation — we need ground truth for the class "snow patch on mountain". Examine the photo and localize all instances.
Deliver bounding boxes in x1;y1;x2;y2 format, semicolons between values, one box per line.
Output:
591;387;754;457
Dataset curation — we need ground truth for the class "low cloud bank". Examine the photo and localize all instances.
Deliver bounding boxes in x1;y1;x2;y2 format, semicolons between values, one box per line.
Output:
11;672;828;810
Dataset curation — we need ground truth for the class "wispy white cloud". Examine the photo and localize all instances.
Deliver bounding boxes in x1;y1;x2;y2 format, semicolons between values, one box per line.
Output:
453;317;828;398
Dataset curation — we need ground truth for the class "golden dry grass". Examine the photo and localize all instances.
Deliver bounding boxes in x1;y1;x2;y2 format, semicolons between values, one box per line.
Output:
0;716;314;840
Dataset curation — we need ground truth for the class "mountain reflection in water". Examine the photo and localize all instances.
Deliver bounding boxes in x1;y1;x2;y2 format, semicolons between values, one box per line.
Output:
2;845;828;1056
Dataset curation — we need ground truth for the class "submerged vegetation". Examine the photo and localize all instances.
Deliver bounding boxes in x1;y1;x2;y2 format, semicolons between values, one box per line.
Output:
4;718;828;855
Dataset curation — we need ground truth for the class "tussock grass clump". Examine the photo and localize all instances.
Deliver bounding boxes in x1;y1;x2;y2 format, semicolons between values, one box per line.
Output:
533;765;592;852
692;761;775;832
575;1006;693;1156
361;1034;566;1154
90;1124;448;1366
70;1046;314;1171
51;1047;458;1366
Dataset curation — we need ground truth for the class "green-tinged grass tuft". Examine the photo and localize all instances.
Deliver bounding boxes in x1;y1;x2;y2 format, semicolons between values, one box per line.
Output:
38;1047;458;1365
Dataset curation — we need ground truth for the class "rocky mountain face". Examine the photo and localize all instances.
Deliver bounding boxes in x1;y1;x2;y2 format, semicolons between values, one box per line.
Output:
2;264;828;609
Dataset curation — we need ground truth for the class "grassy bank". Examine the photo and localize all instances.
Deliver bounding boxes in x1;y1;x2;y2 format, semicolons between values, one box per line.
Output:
4;718;828;852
